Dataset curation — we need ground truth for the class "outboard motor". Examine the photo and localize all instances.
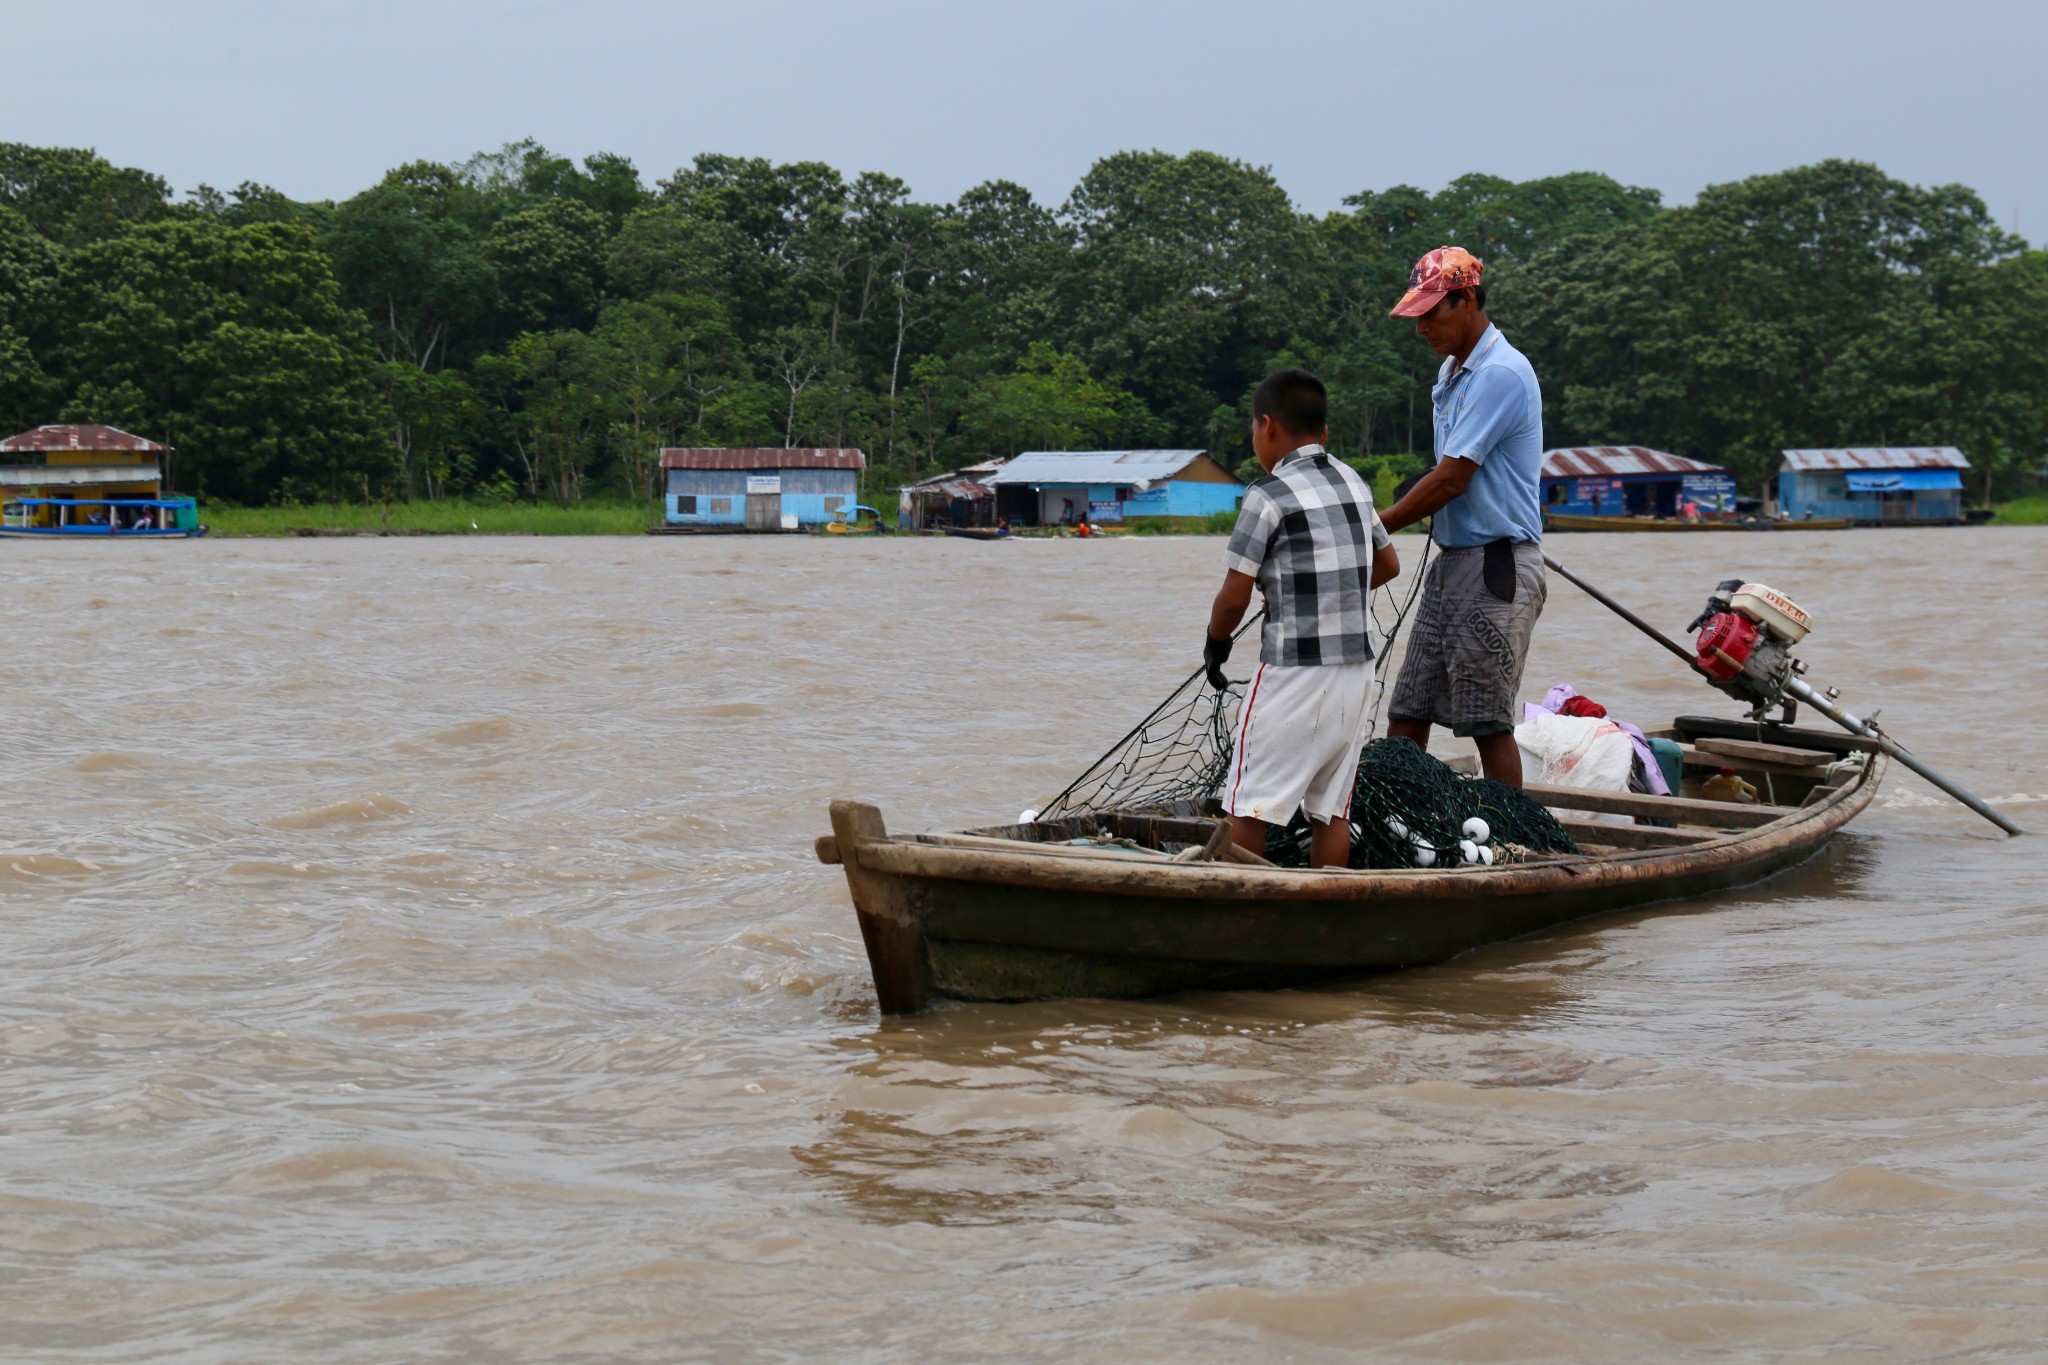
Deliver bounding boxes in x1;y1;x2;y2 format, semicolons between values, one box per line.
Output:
1688;579;1815;718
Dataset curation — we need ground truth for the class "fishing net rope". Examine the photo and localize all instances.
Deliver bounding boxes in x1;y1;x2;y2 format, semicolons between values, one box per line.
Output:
1037;540;1579;869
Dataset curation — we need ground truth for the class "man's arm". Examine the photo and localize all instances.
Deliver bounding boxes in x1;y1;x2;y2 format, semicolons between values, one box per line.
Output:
1208;569;1256;640
1371;542;1400;586
1379;456;1478;535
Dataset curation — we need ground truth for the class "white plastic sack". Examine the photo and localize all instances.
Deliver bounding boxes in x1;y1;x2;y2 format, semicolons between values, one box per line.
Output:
1514;711;1637;824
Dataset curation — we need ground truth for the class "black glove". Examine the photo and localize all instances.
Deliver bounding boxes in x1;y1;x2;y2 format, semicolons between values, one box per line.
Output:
1203;633;1233;691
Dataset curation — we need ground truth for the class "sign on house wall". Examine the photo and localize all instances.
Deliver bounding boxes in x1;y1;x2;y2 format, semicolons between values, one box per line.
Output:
1682;473;1737;506
746;475;782;495
1122;487;1169;516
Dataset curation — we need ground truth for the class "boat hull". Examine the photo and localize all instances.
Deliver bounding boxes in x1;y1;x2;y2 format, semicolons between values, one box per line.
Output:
822;752;1883;1013
1544;512;1852;533
0;526;207;538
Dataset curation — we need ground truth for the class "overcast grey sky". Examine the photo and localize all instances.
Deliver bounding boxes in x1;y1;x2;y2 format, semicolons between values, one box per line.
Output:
7;0;2042;240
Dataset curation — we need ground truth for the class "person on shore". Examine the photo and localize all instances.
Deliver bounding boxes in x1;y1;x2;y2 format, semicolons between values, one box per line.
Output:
1377;246;1547;788
1202;369;1401;866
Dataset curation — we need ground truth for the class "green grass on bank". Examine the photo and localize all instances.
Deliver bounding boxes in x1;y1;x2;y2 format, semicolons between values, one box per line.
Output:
1992;493;2048;526
1123;510;1240;535
204;499;656;537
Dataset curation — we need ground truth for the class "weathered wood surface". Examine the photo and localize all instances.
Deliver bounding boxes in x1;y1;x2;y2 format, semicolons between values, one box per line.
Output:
1521;782;1796;826
1554;818;1728;850
1675;715;1883;755
823;745;1885;1014
1675;743;1838;779
1693;736;1832;767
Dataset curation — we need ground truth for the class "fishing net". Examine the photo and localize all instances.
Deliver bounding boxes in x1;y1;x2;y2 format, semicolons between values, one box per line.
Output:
1036;539;1579;869
1262;737;1578;870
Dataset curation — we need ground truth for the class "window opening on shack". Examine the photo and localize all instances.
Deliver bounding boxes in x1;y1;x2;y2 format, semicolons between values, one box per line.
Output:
823;496;846;514
710;497;732;515
677;495;698;514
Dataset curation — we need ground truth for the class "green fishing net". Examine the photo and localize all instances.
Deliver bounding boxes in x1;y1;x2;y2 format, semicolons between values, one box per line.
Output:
1263;736;1578;870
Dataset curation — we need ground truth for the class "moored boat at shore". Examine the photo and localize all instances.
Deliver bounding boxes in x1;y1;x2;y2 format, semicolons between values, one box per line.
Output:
1;495;207;538
1543;511;1852;532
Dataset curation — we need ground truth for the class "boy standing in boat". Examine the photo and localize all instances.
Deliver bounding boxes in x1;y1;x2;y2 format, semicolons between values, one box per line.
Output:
1377;246;1547;788
1203;369;1401;867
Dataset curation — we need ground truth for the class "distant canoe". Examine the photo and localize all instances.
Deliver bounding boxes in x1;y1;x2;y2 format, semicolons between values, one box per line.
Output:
1544;512;1852;533
942;526;1008;541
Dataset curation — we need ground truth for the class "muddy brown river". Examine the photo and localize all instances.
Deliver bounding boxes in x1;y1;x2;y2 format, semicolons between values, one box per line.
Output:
3;529;2045;1361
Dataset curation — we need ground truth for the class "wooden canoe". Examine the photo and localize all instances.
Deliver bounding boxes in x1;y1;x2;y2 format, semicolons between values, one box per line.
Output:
818;719;1886;1014
941;525;1008;541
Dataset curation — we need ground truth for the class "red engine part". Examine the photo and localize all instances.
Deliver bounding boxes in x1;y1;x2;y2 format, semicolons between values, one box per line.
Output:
1695;611;1758;681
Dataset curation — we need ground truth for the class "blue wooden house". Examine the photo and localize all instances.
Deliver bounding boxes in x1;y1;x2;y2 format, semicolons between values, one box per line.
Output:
983;450;1242;526
661;448;865;530
1542;447;1738;519
1774;448;1969;525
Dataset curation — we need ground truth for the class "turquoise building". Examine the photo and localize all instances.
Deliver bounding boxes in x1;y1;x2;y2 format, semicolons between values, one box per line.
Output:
661;448;865;530
983;450;1243;526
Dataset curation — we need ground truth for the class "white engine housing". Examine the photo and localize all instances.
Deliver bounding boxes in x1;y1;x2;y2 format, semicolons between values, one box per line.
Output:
1731;583;1813;644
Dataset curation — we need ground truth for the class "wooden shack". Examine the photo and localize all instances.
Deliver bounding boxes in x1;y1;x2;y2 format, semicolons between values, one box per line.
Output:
659;448;865;531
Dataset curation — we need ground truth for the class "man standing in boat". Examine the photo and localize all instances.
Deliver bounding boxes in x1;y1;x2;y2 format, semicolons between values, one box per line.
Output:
1202;369;1401;867
1377;246;1547;788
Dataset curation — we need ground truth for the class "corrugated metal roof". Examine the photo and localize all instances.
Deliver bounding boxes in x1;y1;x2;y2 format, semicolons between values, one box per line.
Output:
659;447;865;471
902;478;994;500
1541;446;1727;478
1780;447;1970;471
904;460;1005;491
0;424;170;453
984;450;1220;487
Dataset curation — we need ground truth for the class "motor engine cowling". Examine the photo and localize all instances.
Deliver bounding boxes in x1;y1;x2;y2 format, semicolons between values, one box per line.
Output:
1695;610;1758;681
1689;579;1811;712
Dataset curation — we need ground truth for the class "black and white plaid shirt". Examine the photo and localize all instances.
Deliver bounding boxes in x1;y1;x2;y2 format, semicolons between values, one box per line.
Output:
1223;444;1391;665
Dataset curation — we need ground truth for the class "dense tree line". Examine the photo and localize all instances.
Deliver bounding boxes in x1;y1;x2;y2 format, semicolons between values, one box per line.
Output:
1;140;2041;505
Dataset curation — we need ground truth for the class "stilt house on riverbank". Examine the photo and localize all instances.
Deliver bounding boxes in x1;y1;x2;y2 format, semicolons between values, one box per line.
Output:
983;450;1243;527
1773;448;1969;525
0;424;182;529
1541;447;1738;519
660;448;865;530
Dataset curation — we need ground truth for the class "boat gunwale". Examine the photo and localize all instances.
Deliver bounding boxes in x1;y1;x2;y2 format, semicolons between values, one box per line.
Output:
839;751;1882;904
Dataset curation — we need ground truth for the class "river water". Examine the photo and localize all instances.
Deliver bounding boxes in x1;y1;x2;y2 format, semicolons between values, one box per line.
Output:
2;529;2045;1362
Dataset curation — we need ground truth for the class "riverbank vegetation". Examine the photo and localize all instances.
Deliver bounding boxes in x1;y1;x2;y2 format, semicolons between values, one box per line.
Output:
201;498;653;537
3;141;2044;514
1991;493;2048;525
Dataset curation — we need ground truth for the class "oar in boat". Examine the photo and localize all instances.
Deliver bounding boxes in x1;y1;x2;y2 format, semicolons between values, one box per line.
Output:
1541;550;2023;838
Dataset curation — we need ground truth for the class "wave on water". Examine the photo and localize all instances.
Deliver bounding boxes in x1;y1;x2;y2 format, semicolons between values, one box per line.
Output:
269;793;415;829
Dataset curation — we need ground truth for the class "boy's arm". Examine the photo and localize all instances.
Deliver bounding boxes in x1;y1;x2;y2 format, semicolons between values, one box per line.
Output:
1208;570;1257;640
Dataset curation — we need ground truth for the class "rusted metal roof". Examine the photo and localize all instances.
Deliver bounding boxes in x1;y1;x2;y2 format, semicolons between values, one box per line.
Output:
902;478;994;501
659;447;865;471
1541;446;1726;478
0;424;170;454
902;461;1004;495
1780;446;1969;472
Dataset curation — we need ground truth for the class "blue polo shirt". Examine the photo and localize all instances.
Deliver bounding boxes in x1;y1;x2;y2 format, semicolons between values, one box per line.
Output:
1429;324;1544;547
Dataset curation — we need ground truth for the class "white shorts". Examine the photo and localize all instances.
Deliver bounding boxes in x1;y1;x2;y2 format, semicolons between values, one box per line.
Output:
1226;660;1375;825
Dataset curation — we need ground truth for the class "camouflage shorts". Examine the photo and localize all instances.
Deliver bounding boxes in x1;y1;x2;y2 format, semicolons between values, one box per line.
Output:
1388;540;1547;738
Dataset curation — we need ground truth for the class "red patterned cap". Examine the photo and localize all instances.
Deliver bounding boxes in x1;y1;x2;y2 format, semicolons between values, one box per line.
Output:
1389;245;1485;318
